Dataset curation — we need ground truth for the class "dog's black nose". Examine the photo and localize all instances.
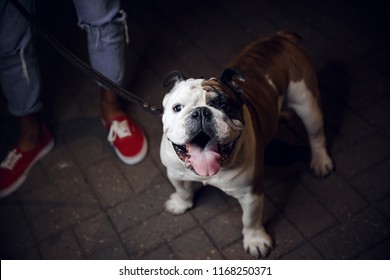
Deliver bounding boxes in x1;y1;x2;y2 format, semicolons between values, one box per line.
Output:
191;107;212;119
188;107;215;137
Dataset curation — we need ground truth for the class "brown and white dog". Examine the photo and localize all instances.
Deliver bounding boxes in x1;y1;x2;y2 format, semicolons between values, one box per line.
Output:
160;30;334;258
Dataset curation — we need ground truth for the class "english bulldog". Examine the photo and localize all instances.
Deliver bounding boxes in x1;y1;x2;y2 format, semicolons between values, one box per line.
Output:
160;30;334;258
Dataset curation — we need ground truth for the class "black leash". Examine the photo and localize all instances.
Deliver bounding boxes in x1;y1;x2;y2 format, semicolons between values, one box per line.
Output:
8;0;164;117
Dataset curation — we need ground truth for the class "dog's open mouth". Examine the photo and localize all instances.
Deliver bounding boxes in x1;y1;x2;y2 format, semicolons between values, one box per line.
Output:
172;132;236;177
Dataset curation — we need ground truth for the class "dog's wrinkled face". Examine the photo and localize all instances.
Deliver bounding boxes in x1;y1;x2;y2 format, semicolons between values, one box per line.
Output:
162;72;245;177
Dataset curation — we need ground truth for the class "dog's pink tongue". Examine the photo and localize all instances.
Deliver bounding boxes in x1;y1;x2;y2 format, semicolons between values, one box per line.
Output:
188;141;221;176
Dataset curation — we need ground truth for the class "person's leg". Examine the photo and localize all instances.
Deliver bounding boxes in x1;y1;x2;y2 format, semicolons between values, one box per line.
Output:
0;0;53;197
100;88;123;124
0;0;43;151
73;0;147;164
73;0;127;123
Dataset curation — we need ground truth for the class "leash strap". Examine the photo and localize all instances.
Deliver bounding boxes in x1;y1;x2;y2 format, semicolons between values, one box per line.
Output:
8;0;164;117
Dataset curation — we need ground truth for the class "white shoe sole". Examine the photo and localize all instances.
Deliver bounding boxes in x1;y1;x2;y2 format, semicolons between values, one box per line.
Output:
113;134;148;165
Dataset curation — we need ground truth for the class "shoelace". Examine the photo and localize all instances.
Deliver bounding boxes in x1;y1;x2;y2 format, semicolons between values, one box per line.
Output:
0;149;22;170
107;119;133;143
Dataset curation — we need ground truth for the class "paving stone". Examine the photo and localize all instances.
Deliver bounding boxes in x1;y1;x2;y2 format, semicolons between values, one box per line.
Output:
320;96;375;145
325;2;378;35
345;76;390;110
190;4;254;63
344;35;383;58
28;189;100;242
167;6;248;69
58;118;106;144
87;241;129;260
266;177;301;209
117;157;163;194
74;213;121;257
39;229;84;259
190;186;231;223
20;173;94;218
269;182;336;238
219;1;278;38
107;178;173;232
75;81;101;119
121;211;197;258
357;238;390;260
266;215;304;259
255;1;306;33
360;95;390;128
84;158;133;208
349;159;390;203
317;64;350;101
300;173;368;220
1;246;41;260
145;122;166;167
221;241;254;260
16;163;48;197
383;122;390;140
264;125;309;187
332;107;374;145
302;29;340;60
316;15;359;43
202;207;243;250
333;133;390;178
281;244;324;260
376;196;390;220
129;17;191;79
40;143;84;182
312;207;390;259
263;195;280;224
0;202;39;259
168;228;223;260
140;244;175;260
342;58;381;81
67;134;109;170
49;90;83;122
145;18;219;77
367;48;390;75
264;163;307;189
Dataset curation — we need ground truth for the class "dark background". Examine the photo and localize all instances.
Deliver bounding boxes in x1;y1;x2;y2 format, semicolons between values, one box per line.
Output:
0;0;389;259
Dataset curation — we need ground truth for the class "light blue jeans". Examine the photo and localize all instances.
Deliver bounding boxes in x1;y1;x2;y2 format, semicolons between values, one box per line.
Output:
0;0;127;117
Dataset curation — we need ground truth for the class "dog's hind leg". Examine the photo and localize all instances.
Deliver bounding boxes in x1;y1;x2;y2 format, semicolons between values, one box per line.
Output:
287;80;334;177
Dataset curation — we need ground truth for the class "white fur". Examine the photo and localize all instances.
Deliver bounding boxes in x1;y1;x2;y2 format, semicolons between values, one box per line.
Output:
240;193;272;258
162;79;243;146
165;192;193;214
287;81;334;177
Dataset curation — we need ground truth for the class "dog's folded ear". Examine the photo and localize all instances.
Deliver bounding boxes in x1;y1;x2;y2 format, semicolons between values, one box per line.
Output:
163;71;186;88
221;68;245;103
221;68;245;85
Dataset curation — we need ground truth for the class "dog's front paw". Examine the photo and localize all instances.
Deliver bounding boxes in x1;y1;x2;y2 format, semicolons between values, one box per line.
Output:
310;150;334;178
165;192;193;215
243;228;273;258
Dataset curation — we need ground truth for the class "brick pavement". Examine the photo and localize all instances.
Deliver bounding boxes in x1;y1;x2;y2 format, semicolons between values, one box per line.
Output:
0;0;389;260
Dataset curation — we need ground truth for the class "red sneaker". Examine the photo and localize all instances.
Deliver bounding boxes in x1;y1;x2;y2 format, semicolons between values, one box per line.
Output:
0;126;54;198
104;115;148;165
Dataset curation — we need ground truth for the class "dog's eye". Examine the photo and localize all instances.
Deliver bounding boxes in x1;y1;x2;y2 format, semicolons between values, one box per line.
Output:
173;104;183;112
220;102;230;110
